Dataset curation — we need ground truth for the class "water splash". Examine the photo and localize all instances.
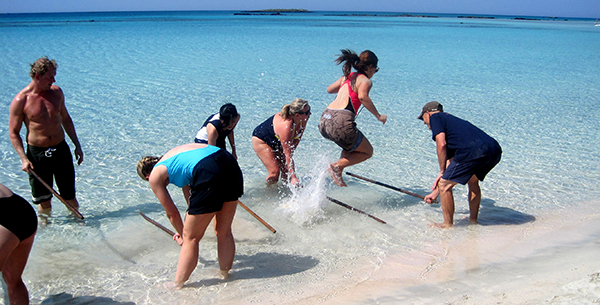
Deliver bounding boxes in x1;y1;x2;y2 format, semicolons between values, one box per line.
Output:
276;154;330;225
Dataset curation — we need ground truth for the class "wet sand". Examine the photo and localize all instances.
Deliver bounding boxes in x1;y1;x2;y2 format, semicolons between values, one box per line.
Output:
315;202;600;304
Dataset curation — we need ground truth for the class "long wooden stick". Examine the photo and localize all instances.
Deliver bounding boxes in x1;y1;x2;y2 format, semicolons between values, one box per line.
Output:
346;172;436;203
139;211;176;236
30;169;84;219
326;196;386;224
237;201;276;233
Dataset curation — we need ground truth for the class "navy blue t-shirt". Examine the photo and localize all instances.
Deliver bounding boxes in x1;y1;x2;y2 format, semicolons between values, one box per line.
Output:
429;112;500;162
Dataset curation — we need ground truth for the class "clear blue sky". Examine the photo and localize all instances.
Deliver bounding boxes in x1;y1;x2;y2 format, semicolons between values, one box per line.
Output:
1;0;598;19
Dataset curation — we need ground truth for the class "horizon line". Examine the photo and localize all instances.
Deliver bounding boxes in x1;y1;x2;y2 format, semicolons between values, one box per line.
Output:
0;9;595;20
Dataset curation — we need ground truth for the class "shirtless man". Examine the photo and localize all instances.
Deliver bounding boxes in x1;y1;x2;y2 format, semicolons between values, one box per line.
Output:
9;57;84;214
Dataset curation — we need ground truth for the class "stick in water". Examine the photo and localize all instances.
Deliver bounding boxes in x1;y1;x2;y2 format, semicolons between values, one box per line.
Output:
237;201;276;233
139;211;176;236
29;169;84;219
326;196;386;224
346;172;436;203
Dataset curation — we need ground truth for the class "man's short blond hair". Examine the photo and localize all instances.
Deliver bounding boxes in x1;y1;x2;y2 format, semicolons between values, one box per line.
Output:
29;56;58;78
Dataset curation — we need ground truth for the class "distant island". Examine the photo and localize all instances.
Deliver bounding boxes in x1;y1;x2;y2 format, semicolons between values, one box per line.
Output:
324;13;438;18
234;9;310;15
232;10;573;21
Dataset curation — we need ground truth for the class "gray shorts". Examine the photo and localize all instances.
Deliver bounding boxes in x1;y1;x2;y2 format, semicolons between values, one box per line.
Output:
319;107;364;152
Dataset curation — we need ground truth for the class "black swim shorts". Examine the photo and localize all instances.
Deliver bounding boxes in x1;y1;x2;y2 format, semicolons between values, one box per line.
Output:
27;141;76;204
188;149;244;215
0;194;38;241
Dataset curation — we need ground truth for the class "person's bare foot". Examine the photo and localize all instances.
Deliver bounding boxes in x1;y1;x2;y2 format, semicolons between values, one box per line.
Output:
429;222;453;229
164;281;184;290
327;164;347;187
220;269;230;279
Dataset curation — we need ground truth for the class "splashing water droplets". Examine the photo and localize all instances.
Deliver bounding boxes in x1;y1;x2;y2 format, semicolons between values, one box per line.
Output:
277;154;331;225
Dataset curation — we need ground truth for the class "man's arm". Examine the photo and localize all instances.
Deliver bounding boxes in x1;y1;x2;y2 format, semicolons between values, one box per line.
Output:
8;94;32;172
59;91;83;165
425;132;448;203
430;132;448;191
435;132;448;175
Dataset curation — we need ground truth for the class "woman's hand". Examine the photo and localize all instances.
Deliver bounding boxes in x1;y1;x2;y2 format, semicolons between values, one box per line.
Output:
378;114;387;124
290;175;300;187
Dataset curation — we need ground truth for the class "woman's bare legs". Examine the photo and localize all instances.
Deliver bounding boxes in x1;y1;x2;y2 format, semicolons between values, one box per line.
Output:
168;201;238;289
329;137;373;187
169;212;216;289
252;137;281;184
0;225;35;305
213;201;237;279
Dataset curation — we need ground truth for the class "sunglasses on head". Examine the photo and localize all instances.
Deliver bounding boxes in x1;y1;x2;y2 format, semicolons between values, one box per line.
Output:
298;107;311;115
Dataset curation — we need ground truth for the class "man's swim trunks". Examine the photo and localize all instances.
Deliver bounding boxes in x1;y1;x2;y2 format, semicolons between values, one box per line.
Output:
443;150;502;185
26;140;76;204
319;107;364;152
252;115;283;152
0;193;38;241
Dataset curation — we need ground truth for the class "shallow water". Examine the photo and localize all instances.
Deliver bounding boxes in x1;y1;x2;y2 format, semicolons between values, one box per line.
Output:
0;11;599;304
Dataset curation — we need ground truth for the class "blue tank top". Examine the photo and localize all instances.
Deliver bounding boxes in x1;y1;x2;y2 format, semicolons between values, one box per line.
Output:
155;145;220;187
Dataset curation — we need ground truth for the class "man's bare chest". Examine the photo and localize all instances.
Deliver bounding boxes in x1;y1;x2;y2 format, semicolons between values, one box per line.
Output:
24;96;61;123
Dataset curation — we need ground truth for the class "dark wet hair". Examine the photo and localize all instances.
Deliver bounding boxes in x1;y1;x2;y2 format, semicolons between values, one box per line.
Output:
219;103;239;126
334;49;378;77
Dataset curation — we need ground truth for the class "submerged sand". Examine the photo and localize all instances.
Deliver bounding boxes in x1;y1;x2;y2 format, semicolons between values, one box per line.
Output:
311;202;600;304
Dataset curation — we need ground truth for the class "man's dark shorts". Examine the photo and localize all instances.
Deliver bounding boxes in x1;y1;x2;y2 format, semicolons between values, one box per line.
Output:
188;149;244;215
27;141;76;204
443;147;502;185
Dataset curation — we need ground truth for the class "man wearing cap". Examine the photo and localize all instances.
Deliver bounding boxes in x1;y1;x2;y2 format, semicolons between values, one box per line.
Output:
418;101;502;228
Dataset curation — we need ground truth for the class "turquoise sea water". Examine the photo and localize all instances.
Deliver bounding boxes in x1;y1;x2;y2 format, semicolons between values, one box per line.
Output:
1;11;599;304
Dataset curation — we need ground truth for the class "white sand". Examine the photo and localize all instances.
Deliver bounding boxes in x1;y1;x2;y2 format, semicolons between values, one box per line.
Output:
314;202;600;304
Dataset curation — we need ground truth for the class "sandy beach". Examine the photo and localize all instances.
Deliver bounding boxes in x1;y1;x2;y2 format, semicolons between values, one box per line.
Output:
315;202;600;304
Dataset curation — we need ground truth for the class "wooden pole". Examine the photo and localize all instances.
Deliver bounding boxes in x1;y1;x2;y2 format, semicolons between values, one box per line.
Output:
139;211;176;236
346;172;436;203
326;196;386;224
30;169;84;219
237;201;276;233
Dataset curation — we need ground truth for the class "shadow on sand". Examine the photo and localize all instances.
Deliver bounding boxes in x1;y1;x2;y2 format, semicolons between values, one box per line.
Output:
455;198;536;226
186;252;319;288
40;292;135;305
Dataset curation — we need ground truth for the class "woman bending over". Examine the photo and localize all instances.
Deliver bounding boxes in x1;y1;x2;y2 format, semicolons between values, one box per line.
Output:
252;98;311;186
137;144;243;289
